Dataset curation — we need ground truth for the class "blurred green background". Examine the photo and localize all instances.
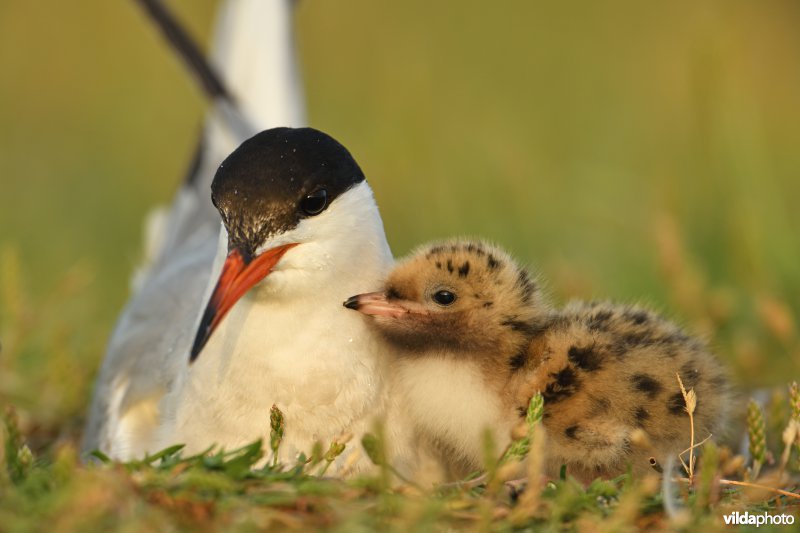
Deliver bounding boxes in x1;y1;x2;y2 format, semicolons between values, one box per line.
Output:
1;0;798;445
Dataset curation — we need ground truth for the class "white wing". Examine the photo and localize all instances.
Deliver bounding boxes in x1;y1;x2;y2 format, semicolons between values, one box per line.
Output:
83;0;305;458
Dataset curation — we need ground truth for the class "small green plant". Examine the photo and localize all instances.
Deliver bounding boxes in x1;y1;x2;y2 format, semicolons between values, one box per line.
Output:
747;399;767;480
319;439;347;476
502;392;544;464
269;404;284;467
2;406;32;485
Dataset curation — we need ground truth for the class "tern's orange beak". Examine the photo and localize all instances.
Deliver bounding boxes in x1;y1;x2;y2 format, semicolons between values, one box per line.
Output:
190;243;298;362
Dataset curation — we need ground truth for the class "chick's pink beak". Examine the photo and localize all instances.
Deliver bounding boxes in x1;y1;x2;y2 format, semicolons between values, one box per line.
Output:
343;291;410;318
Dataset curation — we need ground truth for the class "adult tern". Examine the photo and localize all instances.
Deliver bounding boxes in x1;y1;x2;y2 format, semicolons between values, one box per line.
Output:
84;0;400;475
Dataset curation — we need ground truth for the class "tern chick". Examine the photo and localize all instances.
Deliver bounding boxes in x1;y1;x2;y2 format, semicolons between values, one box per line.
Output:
346;239;731;483
345;239;551;481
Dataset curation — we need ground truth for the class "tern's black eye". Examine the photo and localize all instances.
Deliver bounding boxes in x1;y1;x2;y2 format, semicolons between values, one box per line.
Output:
432;290;456;306
300;188;328;216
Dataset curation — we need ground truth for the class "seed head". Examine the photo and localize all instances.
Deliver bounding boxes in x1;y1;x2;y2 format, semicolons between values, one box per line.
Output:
747;399;766;479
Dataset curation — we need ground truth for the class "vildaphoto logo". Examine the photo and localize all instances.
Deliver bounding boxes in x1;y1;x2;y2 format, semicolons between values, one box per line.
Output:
723;511;795;527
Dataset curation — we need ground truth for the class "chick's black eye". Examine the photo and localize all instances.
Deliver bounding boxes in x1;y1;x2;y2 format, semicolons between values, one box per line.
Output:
432;290;456;306
300;188;328;216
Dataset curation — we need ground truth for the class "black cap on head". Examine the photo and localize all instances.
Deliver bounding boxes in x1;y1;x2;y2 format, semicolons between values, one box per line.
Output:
211;127;365;257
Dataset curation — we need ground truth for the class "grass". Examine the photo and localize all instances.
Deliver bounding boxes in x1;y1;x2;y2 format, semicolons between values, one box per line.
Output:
1;0;800;529
2;386;799;530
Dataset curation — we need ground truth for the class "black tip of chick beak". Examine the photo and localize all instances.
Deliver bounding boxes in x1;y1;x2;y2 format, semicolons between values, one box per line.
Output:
343;295;360;310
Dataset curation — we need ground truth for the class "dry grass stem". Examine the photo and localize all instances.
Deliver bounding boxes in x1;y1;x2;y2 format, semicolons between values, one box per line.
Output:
779;419;799;474
678;434;713;466
677;477;800;501
676;373;697;482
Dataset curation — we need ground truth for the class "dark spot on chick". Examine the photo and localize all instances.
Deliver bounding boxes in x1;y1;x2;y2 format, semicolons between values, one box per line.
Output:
565;425;579;440
587;310;613;331
435;261;442;270
483;301;494;308
509;349;528;371
425;246;444;258
568;345;603;372
710;374;727;387
548;315;572;332
458;261;470;278
517;406;527;418
516;269;536;302
624;332;653;348
679;362;700;388
624;310;650;325
487;254;500;270
634;407;650;426
667;392;686;415
446;260;454;274
632;374;662;398
659;344;680;359
610;342;626;357
612;332;655;356
554;367;578;387
386;287;402;300
543;367;580;404
501;318;539;336
588;396;611;416
665;331;692;347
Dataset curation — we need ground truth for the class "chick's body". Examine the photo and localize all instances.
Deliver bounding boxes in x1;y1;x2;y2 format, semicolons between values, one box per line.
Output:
347;240;731;484
525;300;731;482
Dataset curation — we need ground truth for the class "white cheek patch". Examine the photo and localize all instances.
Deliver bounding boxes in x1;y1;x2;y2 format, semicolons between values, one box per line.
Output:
250;182;392;295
